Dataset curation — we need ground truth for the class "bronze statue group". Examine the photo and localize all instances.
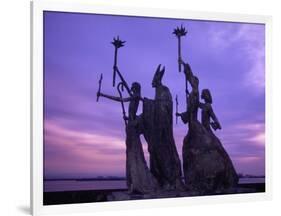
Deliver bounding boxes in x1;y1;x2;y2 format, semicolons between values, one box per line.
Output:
96;26;238;197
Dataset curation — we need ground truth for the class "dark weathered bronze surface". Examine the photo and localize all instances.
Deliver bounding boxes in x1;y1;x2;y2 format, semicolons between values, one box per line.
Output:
96;29;239;196
177;51;238;194
142;65;184;191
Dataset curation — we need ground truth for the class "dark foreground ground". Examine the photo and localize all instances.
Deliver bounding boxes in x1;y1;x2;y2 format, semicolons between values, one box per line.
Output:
44;183;265;205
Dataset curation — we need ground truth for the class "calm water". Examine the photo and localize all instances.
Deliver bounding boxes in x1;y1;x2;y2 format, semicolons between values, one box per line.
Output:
44;180;127;192
44;178;265;192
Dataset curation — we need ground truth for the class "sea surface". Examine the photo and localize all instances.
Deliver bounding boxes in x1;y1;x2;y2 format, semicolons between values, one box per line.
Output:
44;178;265;192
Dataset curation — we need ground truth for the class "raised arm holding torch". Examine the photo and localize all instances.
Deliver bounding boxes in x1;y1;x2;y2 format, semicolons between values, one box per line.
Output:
173;25;187;72
111;36;133;97
111;36;125;87
173;25;189;108
114;66;132;97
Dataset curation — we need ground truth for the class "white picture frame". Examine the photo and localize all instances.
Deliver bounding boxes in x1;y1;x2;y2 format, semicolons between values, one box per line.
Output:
31;0;272;215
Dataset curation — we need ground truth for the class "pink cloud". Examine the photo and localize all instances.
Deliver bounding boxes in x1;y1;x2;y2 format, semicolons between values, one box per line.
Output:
44;120;127;177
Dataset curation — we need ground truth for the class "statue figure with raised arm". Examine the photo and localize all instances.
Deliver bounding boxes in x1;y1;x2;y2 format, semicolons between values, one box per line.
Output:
97;70;159;194
176;58;200;125
176;58;238;194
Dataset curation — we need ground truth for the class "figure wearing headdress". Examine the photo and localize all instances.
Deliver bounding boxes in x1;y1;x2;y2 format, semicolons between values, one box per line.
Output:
142;65;184;190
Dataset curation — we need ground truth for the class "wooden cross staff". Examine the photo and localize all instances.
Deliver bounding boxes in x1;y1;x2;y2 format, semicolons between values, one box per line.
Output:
96;73;103;102
176;94;178;124
117;82;128;127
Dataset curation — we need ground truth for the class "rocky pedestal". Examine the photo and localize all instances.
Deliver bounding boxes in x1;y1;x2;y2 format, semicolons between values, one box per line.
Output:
183;121;238;194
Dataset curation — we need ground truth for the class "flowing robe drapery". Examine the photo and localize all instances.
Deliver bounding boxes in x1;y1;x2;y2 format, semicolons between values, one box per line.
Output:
142;85;183;189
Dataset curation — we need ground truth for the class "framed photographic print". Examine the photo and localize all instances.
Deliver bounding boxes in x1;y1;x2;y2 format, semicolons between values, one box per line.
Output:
31;0;272;215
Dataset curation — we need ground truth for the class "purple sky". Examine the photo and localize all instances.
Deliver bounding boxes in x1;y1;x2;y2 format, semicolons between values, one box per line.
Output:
44;11;265;179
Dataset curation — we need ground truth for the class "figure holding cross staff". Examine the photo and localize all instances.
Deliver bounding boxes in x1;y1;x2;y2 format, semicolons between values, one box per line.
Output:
97;37;133;125
96;37;159;194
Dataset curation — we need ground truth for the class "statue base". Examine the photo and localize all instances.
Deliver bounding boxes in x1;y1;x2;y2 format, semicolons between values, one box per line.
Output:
107;186;259;202
183;121;239;194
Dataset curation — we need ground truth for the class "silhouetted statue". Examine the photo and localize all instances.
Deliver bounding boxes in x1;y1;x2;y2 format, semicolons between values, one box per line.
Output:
176;60;200;125
200;89;222;132
97;78;159;194
200;88;238;188
177;58;238;194
142;65;184;190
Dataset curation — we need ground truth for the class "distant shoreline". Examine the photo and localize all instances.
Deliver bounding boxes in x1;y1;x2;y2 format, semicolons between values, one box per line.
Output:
44;177;265;193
